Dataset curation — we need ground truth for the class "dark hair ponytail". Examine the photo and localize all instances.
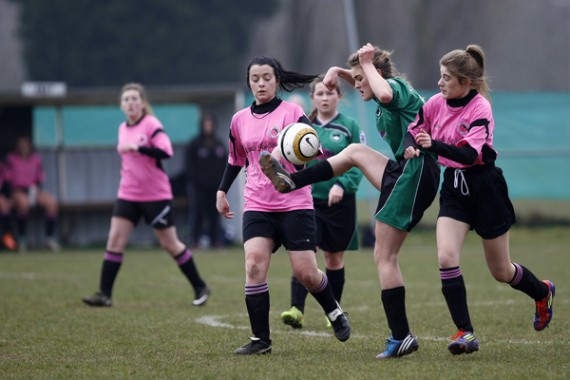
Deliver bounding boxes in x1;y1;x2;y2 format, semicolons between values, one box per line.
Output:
246;56;318;92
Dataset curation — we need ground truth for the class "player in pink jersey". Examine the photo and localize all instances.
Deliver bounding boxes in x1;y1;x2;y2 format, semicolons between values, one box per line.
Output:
404;45;555;355
216;56;350;355
82;83;209;308
4;136;59;251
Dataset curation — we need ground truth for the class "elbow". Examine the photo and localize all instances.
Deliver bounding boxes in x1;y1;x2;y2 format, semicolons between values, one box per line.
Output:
377;93;393;104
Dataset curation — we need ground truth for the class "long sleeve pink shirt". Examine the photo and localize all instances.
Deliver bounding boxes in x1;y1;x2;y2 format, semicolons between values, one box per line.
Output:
117;115;173;201
228;100;313;212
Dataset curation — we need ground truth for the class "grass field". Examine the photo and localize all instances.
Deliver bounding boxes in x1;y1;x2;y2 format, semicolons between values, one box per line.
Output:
1;227;568;379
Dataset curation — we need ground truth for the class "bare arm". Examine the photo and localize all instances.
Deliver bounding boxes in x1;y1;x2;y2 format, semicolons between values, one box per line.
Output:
359;43;393;104
323;66;355;90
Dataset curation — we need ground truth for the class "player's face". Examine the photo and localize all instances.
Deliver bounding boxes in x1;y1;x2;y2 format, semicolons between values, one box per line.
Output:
438;65;471;99
350;65;374;101
120;89;145;122
311;82;340;117
16;137;32;157
249;64;278;105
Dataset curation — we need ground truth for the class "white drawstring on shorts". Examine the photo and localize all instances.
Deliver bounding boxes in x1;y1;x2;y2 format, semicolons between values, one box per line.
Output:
454;169;470;196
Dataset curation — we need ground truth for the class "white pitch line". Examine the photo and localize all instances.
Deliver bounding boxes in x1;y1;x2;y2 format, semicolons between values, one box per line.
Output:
195;314;564;345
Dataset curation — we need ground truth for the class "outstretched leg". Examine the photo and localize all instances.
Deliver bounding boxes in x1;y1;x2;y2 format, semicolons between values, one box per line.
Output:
260;144;389;193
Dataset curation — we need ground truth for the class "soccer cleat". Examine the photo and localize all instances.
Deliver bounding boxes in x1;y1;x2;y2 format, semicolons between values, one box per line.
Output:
376;333;419;359
281;306;304;329
234;337;272;355
192;286;210;306
82;291;112;307
259;151;296;193
327;303;350;342
534;280;555;331
448;330;479;355
18;238;27;253
2;232;18;251
46;238;61;252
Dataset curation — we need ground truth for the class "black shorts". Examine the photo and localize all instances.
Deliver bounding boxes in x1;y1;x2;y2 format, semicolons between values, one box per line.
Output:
113;199;174;229
314;193;358;252
439;165;516;239
242;210;316;253
0;182;11;198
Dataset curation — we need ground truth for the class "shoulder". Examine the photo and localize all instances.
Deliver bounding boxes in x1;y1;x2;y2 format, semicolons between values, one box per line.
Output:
279;100;305;117
232;107;251;122
472;94;492;110
387;77;413;93
425;93;445;107
143;114;163;128
337;113;360;129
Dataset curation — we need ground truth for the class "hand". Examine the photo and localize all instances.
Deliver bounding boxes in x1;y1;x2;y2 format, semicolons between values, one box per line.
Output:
358;43;375;66
323;67;340;91
415;129;432;148
328;185;344;207
216;191;234;219
118;142;138;153
403;146;421;159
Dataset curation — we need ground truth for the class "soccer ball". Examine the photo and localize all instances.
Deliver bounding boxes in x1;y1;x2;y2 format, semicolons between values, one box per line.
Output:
277;122;320;165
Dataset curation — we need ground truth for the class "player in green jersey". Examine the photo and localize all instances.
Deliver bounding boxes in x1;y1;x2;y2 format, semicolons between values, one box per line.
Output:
260;43;440;358
280;77;365;330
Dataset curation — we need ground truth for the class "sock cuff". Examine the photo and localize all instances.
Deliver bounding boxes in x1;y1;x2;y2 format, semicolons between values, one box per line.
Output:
308;272;328;293
245;282;269;296
175;249;192;265
440;266;462;280
509;262;523;285
104;251;124;263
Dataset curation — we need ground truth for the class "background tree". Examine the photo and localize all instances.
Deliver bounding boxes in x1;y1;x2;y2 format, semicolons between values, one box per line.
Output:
10;0;280;86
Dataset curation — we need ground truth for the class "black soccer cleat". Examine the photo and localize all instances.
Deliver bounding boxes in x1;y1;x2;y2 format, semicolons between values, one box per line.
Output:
259;151;296;193
327;303;351;342
192;286;211;306
82;291;112;307
234;337;272;355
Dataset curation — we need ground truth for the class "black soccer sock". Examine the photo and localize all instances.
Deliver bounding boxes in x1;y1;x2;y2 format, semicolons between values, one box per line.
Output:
0;213;11;235
16;213;28;237
291;160;334;189
326;267;345;304
441;267;474;332
290;276;308;312
100;251;123;298
509;262;549;301
307;273;338;314
175;249;206;290
381;286;410;341
45;215;57;238
245;283;271;344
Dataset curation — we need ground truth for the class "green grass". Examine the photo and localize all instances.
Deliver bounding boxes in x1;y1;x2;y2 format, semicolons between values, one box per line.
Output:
1;227;568;379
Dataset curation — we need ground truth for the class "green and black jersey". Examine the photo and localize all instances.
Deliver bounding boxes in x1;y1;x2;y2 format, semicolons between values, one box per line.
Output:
308;113;365;200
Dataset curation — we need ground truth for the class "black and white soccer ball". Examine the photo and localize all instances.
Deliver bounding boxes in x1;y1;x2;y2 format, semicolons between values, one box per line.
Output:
277;122;320;165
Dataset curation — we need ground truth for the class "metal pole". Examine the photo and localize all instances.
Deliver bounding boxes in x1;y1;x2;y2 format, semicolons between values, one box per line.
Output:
55;104;66;202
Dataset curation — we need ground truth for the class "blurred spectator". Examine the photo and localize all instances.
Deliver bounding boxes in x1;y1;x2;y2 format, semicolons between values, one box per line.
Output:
0;161;17;251
184;112;227;248
4;136;59;252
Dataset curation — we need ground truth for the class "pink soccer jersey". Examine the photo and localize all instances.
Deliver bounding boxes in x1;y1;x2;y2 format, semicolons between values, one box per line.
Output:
408;93;496;169
228;100;313;212
117;114;174;201
4;151;45;189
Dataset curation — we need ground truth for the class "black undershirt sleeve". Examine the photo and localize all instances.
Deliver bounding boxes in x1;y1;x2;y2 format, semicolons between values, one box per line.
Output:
402;132;419;150
428;140;478;165
138;146;170;159
218;163;242;193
